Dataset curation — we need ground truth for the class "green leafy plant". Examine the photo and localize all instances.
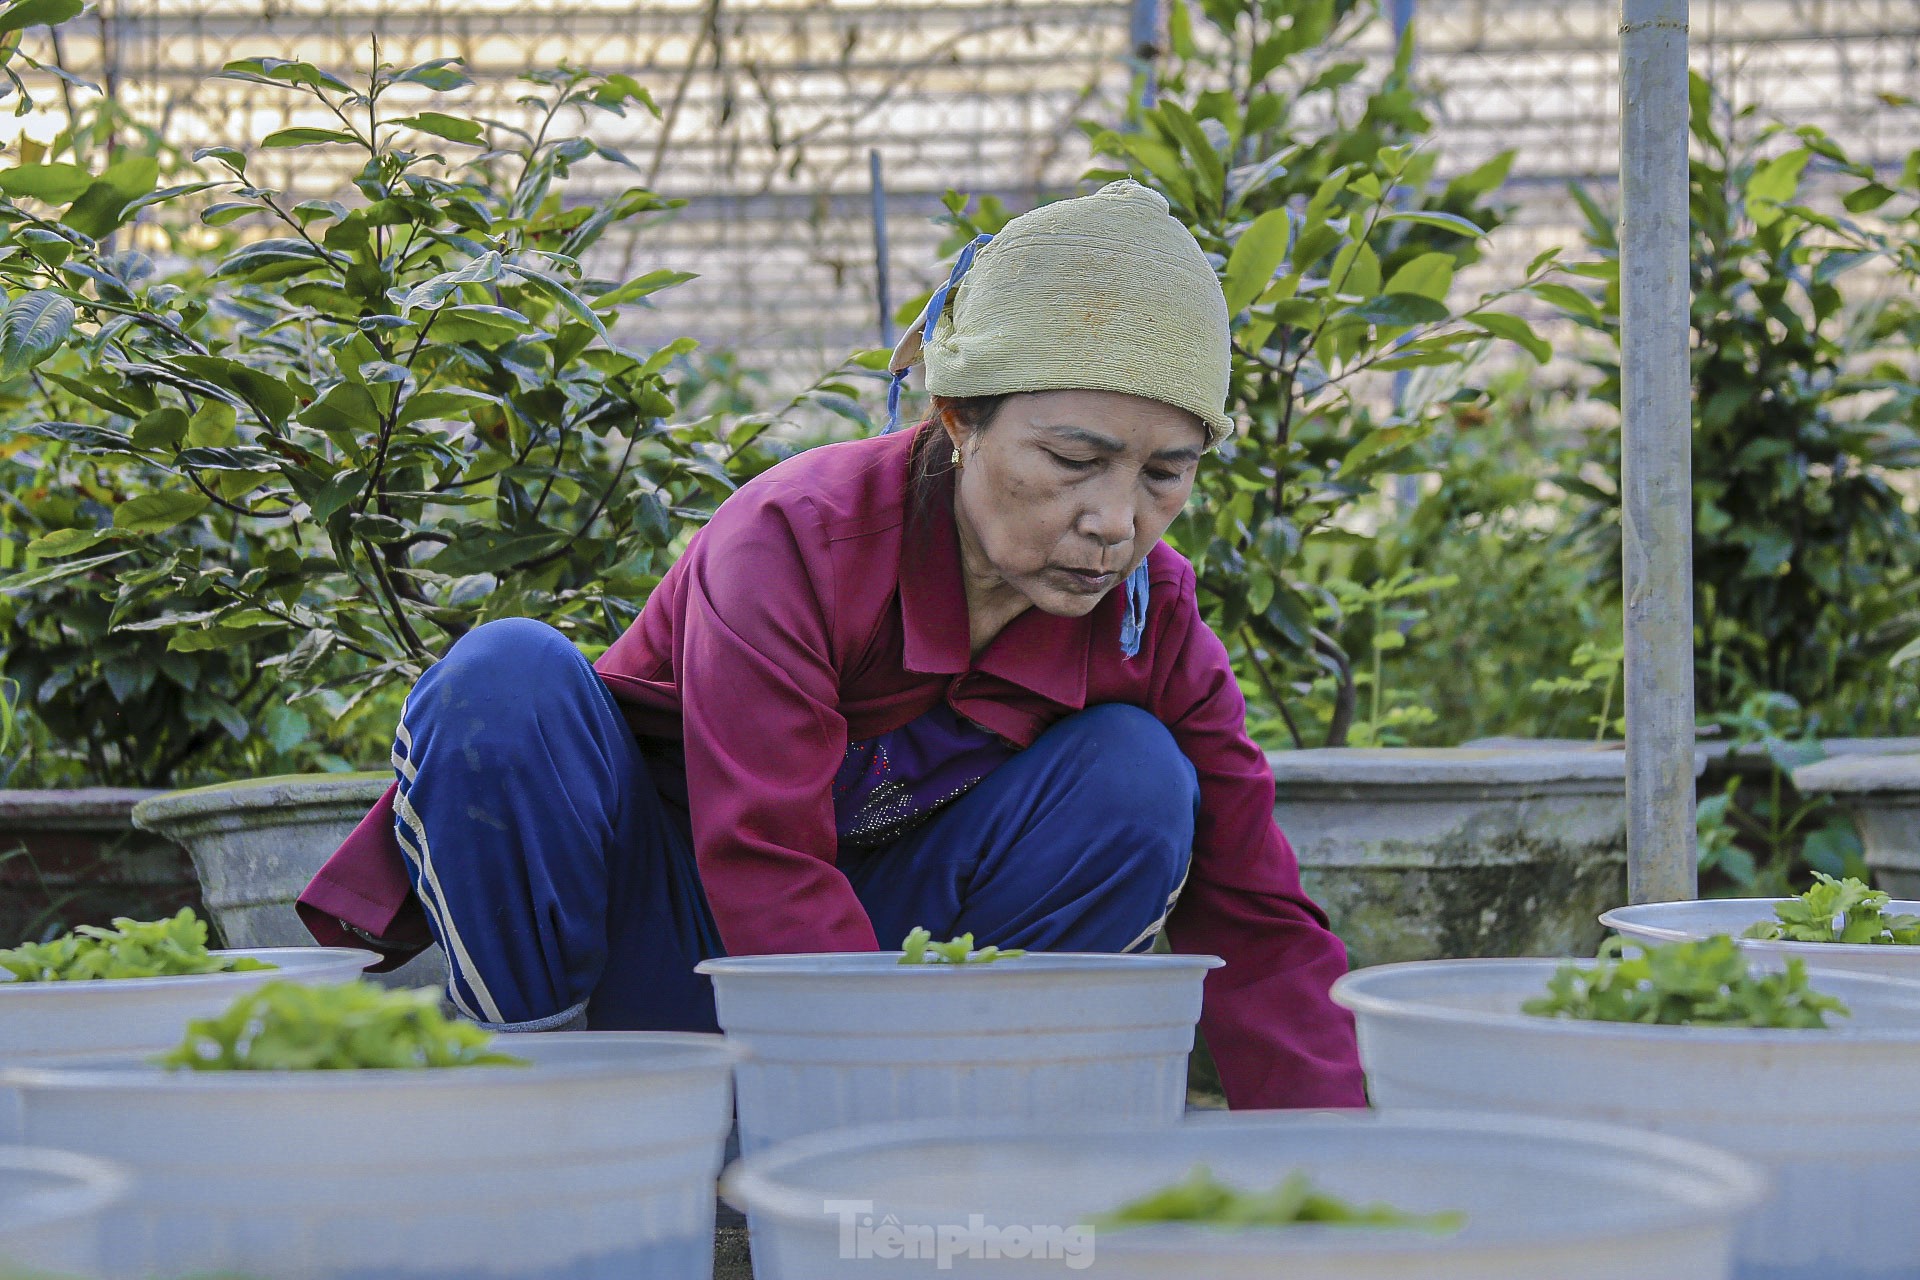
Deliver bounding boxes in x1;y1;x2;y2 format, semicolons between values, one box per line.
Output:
156;980;527;1070
1094;1164;1463;1233
1745;872;1920;945
1073;0;1558;746
897;926;1026;966
1524;935;1849;1029
0;50;797;719
1529;641;1625;744
1554;72;1920;728
0;907;271;980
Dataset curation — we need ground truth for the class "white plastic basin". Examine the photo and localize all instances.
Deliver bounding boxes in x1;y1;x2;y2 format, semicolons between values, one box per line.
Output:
696;951;1222;1154
721;1110;1763;1279
1334;958;1920;1280
0;947;377;1065
1601;898;1920;981
0;1146;129;1279
0;1032;739;1280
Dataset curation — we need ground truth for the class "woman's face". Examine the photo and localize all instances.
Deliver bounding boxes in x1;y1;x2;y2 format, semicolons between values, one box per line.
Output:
944;389;1207;620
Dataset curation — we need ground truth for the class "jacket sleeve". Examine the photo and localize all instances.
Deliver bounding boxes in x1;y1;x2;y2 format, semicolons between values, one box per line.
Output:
1151;564;1367;1109
673;481;879;954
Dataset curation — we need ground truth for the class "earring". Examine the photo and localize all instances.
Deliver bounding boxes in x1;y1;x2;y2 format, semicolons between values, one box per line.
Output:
951;446;962;468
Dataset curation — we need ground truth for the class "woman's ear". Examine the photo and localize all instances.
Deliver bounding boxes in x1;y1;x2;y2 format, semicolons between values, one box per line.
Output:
936;401;968;460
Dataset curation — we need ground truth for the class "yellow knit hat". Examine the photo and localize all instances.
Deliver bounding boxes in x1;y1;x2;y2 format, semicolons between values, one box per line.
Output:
888;180;1234;447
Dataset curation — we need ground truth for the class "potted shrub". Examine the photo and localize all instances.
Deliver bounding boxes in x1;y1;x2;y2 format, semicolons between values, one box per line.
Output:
698;938;1220;1155
721;1111;1762;1280
1334;937;1920;1279
1;980;740;1278
0;50;854;950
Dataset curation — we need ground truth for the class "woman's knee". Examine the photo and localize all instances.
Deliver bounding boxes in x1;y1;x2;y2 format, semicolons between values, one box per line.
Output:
1042;704;1198;848
405;618;595;744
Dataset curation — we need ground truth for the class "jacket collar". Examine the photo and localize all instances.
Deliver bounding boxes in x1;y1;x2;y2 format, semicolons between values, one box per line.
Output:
897;468;1092;710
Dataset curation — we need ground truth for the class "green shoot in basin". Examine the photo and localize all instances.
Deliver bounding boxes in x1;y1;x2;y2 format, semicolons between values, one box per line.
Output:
1744;873;1920;945
1095;1165;1464;1233
897;926;1026;965
0;909;275;982
1524;935;1849;1028
157;981;528;1071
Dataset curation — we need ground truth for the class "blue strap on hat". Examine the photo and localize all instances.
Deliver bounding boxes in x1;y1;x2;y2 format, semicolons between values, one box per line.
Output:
885;232;994;434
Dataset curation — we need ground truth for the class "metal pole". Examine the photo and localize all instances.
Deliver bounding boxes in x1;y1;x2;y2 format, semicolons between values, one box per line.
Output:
1129;0;1163;110
868;148;893;351
1619;0;1697;903
1388;0;1419;514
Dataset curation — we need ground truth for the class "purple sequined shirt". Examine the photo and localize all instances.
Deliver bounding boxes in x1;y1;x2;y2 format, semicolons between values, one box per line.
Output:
831;702;1016;848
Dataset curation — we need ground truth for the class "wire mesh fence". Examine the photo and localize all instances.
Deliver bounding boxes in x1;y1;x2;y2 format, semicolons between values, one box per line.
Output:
12;0;1919;376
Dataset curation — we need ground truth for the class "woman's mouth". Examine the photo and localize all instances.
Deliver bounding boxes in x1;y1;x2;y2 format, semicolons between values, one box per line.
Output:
1052;566;1117;593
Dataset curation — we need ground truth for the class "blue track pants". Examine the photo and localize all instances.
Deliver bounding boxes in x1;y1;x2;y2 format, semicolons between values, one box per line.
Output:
390;618;1197;1032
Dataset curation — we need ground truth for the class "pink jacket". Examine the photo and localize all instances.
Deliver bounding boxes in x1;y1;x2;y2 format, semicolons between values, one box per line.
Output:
299;429;1365;1108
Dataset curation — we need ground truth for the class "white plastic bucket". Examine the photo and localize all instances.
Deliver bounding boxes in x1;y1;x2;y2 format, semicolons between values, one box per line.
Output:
0;947;377;1065
0;1147;129;1279
1600;898;1920;981
1334;958;1920;1280
0;1032;739;1280
696;952;1222;1155
721;1110;1763;1279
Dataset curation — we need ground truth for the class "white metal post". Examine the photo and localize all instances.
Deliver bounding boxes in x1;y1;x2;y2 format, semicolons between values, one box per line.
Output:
1619;0;1697;903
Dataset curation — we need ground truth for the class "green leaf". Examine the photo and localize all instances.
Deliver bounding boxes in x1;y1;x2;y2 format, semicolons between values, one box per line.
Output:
502;261;608;339
0;549;131;592
393;59;473;91
170;355;298;426
1223;209;1293;315
298;380;382;437
192;146;248;174
400;251;502;312
212;237;328;279
1379;210;1487;239
130;406;190;451
219;57;354;94
1156;102;1224;207
24;526;116;557
429;304;533;344
113;491;210;534
1382;252;1455;302
596;269;697;308
1893;635;1920;668
0;161;90;202
1746;150;1810;227
1472;311;1551;362
262;126;359;149
62;155;159;237
0;0;81;34
390;112;484;146
396;387;497;424
1349;293;1450;328
0;290;73;379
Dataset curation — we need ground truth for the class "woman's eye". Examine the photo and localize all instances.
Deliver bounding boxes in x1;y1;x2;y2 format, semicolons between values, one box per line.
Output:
1048;452;1098;472
1146;469;1183;486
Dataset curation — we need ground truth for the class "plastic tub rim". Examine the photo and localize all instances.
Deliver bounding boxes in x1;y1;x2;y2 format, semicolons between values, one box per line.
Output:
0;1146;132;1237
1331;957;1920;1045
0;947;379;995
0;1029;741;1093
697;951;1225;978
1600;898;1920;961
719;1109;1767;1256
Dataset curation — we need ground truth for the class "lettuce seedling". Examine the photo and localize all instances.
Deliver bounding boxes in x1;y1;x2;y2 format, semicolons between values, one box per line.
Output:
0;909;275;982
1744;873;1920;945
1095;1164;1463;1233
156;981;528;1071
896;926;1026;965
1524;935;1849;1028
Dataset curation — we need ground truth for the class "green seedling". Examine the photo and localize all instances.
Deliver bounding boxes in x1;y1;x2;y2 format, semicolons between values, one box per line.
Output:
897;926;1026;965
1095;1164;1464;1233
156;980;528;1071
0;909;275;982
1744;873;1920;945
1525;935;1849;1028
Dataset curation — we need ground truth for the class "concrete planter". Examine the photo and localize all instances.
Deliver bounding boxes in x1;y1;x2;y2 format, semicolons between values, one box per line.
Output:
1272;747;1639;970
129;773;445;988
1791;753;1920;898
0;790;202;945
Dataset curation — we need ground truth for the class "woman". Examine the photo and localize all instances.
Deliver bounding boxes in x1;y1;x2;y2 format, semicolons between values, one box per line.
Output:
300;180;1365;1108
